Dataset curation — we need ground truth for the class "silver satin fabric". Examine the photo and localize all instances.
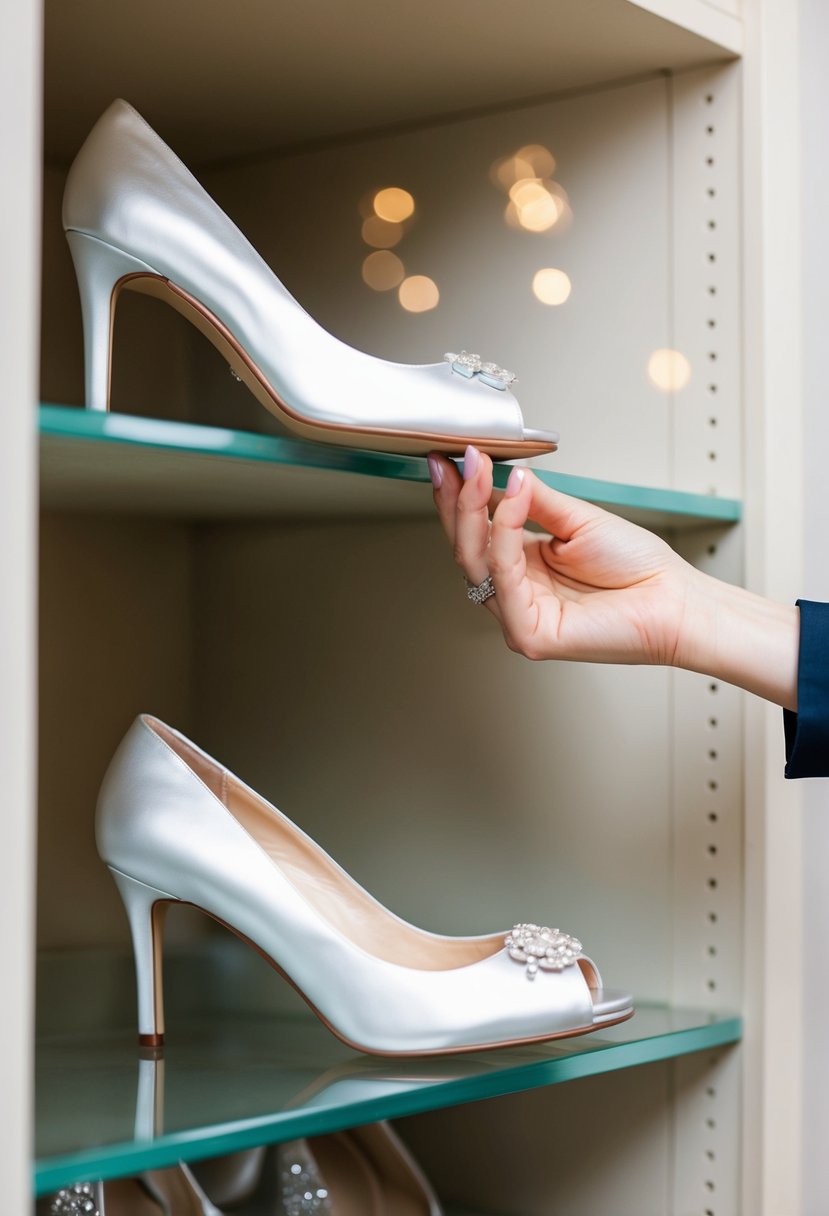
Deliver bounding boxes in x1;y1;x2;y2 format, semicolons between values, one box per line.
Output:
63;100;548;443
97;716;624;1054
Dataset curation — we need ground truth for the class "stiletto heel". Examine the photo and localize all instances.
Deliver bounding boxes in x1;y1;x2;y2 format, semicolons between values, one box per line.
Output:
63;100;559;457
108;867;176;1048
98;715;633;1055
65;230;159;412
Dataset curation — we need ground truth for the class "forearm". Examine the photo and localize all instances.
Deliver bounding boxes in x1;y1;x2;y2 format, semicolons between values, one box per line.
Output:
676;569;800;711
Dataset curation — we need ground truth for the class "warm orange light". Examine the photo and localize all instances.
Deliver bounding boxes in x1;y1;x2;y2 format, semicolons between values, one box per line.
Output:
647;348;692;392
362;250;405;291
507;180;562;232
398;275;440;313
373;187;415;222
490;153;536;192
516;143;556;179
532;268;572;305
361;216;404;249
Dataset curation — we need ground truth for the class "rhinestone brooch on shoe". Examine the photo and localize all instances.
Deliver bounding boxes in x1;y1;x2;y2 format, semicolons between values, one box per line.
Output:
444;351;517;390
49;1184;99;1216
506;923;583;980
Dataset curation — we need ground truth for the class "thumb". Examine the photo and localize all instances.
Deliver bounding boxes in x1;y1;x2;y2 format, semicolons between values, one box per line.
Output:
494;469;608;542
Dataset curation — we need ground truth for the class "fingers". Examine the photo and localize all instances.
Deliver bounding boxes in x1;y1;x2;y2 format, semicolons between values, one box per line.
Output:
428;447;493;582
488;468;545;652
427;453;462;547
452;445;496;585
429;446;501;618
518;475;609;543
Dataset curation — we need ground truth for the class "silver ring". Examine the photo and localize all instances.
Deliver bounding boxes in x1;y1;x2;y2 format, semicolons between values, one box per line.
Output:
466;575;496;605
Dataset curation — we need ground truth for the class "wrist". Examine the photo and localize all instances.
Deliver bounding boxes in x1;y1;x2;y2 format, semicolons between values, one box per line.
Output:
673;568;799;710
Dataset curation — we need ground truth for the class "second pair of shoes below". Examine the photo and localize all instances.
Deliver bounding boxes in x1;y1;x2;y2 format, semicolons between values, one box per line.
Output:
48;1122;441;1215
63;100;559;459
99;715;634;1056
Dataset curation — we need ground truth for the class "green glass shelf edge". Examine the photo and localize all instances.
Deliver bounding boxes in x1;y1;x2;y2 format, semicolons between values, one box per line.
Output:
33;1008;741;1195
39;404;742;524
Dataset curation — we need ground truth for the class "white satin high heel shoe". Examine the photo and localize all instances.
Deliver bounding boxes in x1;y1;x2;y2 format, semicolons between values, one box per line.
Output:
98;715;633;1056
62;100;559;459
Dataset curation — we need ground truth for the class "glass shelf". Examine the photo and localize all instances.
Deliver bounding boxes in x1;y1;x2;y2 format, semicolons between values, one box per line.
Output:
35;1002;741;1196
39;405;742;529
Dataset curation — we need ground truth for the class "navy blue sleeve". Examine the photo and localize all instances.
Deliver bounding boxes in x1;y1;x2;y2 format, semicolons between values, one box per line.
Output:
784;599;829;778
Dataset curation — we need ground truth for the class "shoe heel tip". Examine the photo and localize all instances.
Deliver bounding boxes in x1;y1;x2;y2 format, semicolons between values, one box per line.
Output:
138;1032;165;1052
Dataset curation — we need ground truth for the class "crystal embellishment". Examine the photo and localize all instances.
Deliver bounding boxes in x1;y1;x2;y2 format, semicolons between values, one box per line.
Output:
278;1140;332;1215
505;923;583;980
49;1184;99;1216
444;351;516;390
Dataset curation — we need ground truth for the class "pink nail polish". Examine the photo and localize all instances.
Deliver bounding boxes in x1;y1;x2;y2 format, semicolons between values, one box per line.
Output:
427;455;443;489
463;445;479;481
505;467;525;497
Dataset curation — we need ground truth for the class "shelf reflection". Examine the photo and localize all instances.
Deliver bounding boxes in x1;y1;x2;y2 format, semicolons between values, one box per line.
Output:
35;1003;741;1194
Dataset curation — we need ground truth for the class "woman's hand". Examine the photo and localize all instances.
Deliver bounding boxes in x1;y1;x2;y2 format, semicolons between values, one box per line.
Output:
428;447;693;666
428;446;799;709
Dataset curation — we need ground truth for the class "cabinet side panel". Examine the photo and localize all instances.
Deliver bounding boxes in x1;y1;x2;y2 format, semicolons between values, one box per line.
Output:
798;0;829;1209
671;64;742;499
670;1046;741;1216
0;0;41;1207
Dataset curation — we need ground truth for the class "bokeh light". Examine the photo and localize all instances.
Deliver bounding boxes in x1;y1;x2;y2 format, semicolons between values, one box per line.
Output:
647;348;692;392
362;250;405;291
532;268;572;305
515;143;556;179
492;144;570;233
361;216;404;248
399;275;440;313
490;153;536;191
373;187;415;222
505;180;562;232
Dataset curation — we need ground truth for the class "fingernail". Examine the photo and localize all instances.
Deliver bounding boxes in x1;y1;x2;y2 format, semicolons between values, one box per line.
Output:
427;455;443;489
505;467;525;498
463;445;479;481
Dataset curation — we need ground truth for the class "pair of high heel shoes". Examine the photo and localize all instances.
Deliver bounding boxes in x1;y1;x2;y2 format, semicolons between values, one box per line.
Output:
49;1122;441;1215
63;100;558;458
65;106;628;1051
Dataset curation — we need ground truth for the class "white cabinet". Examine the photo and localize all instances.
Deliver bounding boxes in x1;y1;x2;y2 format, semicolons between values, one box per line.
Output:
1;0;814;1211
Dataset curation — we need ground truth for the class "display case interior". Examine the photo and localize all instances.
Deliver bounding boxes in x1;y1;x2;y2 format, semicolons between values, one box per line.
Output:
35;2;748;1212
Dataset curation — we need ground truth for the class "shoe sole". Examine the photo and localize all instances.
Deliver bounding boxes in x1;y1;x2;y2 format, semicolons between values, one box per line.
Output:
139;895;634;1057
114;273;559;460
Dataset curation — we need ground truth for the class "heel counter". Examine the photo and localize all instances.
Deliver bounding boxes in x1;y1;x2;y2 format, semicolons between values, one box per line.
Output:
62;99;159;236
95;715;150;864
